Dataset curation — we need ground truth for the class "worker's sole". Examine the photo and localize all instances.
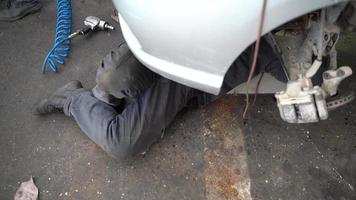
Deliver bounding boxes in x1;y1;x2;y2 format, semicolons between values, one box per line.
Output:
0;3;42;22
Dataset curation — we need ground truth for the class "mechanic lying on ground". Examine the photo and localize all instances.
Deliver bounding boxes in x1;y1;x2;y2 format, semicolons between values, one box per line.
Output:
32;40;286;160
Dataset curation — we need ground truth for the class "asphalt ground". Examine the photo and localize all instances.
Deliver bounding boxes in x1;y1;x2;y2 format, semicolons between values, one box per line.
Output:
0;1;355;199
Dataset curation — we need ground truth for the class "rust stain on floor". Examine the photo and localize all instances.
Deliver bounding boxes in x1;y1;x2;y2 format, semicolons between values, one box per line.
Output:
206;165;242;199
203;95;252;200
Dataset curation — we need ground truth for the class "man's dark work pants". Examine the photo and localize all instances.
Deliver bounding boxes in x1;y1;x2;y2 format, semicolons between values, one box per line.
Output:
63;41;285;160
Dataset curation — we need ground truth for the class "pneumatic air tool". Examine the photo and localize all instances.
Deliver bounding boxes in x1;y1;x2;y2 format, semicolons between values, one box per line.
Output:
42;16;115;73
69;16;115;38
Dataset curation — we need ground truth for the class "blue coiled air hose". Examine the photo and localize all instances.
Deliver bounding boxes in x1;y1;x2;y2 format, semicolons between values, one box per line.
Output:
41;0;72;74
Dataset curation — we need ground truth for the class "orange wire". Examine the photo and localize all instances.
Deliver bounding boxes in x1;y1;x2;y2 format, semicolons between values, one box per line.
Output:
242;0;268;120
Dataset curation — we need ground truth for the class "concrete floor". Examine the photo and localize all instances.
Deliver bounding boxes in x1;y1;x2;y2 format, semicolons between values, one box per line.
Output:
1;1;356;199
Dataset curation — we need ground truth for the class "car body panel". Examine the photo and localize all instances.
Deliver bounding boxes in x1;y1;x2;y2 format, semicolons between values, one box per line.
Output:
113;0;348;94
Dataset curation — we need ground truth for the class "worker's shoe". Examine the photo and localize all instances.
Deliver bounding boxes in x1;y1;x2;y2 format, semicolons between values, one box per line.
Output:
0;0;41;22
32;81;85;115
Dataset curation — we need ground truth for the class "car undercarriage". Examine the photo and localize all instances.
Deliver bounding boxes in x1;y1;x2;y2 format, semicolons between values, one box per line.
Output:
269;2;356;123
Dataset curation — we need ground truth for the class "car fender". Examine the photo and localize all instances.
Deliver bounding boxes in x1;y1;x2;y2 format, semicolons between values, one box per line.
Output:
114;0;348;94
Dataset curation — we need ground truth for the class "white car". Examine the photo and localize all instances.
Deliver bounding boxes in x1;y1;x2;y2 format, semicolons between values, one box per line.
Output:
114;0;356;123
